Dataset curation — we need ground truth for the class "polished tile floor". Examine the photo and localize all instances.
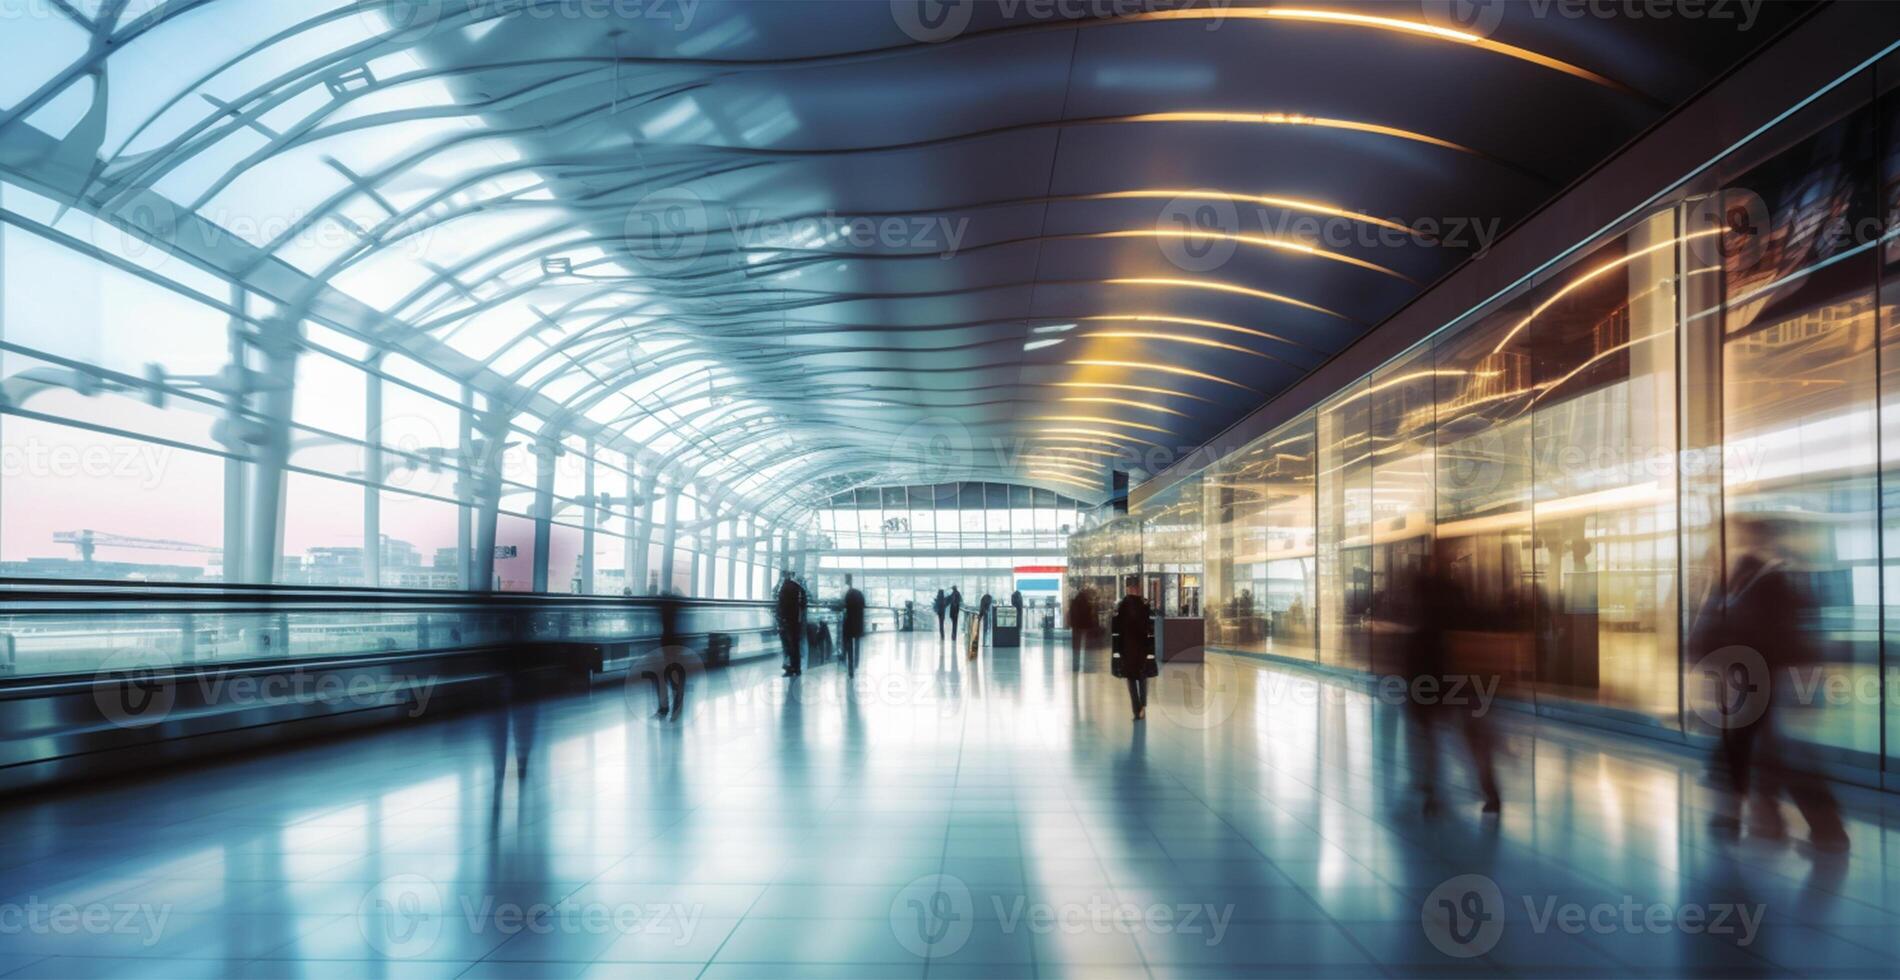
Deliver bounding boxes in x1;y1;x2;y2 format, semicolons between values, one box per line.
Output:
1;631;1897;979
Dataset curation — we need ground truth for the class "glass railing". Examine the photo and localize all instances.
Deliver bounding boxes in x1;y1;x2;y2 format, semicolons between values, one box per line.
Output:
0;579;780;682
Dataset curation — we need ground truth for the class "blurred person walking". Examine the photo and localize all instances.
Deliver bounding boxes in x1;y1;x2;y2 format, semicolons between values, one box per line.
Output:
933;588;948;641
841;573;866;678
1067;587;1095;668
776;569;806;678
1692;515;1848;854
1111;575;1156;720
645;587;688;717
947;586;963;644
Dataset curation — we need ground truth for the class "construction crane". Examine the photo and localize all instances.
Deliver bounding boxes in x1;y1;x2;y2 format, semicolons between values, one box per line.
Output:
55;529;221;564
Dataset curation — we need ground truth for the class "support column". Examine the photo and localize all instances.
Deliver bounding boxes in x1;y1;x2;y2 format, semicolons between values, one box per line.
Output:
725;516;738;598
363;364;383;588
531;437;558;593
658;488;678;594
632;474;656;593
242;317;300;585
623;467;638;596
580;440;596;595
456;387;474;590
470;413;507;592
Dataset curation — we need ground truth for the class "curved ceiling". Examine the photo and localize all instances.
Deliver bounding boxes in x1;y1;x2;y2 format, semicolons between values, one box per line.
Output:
0;0;1803;516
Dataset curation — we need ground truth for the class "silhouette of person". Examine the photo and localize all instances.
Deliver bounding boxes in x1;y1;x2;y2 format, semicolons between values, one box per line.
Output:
1401;550;1501;815
947;586;963;643
491;670;538;786
933;588;948;640
1692;515;1848;853
978;592;993;646
841;573;866;678
776;569;805;677
1067;587;1095;668
1010;589;1024;632
646;587;688;717
1111;575;1156;720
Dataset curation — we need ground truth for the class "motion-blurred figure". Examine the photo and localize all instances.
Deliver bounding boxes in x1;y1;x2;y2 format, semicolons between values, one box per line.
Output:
947;586;963;644
1068;586;1096;669
776;569;805;678
1692;515;1847;853
978;591;994;646
1009;588;1024;633
841;573;866;678
933;589;948;640
645;587;687;717
1111;575;1157;720
491;670;538;787
1400;551;1501;815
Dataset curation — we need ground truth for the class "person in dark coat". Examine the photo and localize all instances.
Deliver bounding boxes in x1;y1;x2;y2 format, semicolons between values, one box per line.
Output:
776;570;805;677
1067;587;1095;667
978;592;994;645
1111;575;1156;720
933;588;948;640
841;574;866;677
947;586;963;643
1009;589;1025;632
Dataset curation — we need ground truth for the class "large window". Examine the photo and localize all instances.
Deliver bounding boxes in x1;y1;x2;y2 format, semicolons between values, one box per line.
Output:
813;482;1085;616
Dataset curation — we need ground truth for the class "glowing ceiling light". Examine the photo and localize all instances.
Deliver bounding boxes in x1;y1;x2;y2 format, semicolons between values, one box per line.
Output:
1070;359;1260;393
1032;322;1077;334
1051;381;1212;404
1115;112;1477;163
1101;277;1353;320
1032;415;1174;435
1088;191;1417;238
1028;470;1102;492
1026;442;1125;456
1023;338;1065;351
1103;7;1636;95
1059;396;1188;417
1040;426;1162;447
1080;314;1316;352
1084;330;1282;361
1025;458;1103;477
1079;229;1413;282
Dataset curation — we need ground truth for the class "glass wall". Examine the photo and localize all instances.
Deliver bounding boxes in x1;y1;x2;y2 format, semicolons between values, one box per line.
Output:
0;177;780;599
813;481;1082;616
1185;60;1900;781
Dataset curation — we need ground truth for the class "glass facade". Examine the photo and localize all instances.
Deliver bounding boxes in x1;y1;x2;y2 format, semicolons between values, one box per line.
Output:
1160;59;1900;782
813;482;1083;617
0;177;781;599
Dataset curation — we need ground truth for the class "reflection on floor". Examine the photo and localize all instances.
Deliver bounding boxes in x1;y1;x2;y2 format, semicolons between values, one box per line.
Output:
0;630;1896;978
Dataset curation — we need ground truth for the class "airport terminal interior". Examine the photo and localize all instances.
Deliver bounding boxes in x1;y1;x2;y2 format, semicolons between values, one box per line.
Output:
3;0;1900;977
